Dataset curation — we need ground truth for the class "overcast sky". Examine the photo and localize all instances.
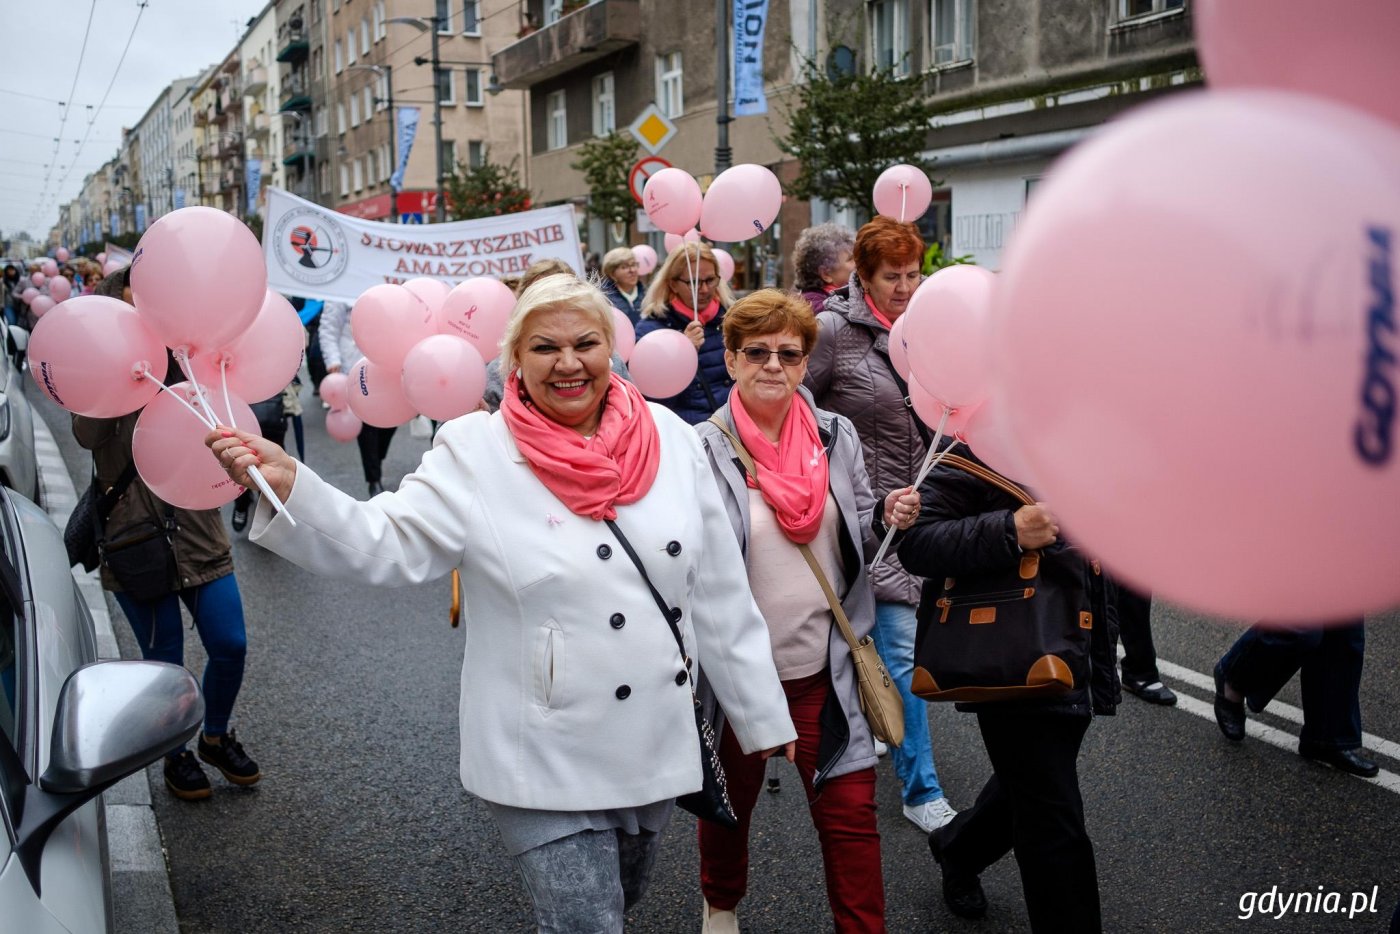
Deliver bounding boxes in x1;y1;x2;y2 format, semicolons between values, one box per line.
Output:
0;0;270;244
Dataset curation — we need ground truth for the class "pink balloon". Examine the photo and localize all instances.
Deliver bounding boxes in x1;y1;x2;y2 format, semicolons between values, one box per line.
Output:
627;329;699;399
436;277;515;361
698;164;782;243
908;374;973;436
325;406;363;442
611;309;636;362
644;168;704;236
103;260;124;276
29;296;55;319
953;395;1035;485
56;248;70;263
47;276;72;302
346;356;417;427
190;290;305;402
132;382;256;509
29;296;167;416
403;277;453;316
41;259;58;278
400;335;487;421
632;244;658;276
663;229;701;255
20;288;38;304
351;284;436;368
903;265;996;408
95;252;107;265
991;90;1400;623
130;206;266;353
319;372;350;410
713;248;735;283
873;164;934;223
1197;0;1400;129
888;313;911;380
30;272;45;288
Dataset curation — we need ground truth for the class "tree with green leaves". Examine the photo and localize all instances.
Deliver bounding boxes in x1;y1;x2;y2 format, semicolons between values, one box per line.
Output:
444;151;534;220
776;62;940;216
571;132;639;239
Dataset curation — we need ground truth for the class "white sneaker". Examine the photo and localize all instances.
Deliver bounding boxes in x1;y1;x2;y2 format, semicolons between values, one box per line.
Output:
873;738;889;757
701;899;739;934
904;797;958;834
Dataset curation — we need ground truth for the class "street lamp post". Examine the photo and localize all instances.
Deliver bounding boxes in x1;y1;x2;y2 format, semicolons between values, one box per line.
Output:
346;63;396;222
386;16;446;223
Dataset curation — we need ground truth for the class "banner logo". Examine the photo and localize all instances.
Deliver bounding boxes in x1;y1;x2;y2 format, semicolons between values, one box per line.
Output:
270;207;350;286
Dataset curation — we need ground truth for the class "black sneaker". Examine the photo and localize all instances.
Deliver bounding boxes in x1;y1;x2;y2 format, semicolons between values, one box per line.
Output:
164;750;212;801
231;503;249;533
929;827;987;919
198;730;262;785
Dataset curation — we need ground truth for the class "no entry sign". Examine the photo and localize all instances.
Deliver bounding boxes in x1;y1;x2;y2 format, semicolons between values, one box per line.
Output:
628;156;674;206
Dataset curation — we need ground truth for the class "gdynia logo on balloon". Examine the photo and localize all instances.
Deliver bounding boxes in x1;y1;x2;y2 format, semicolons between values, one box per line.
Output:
271;208;350;286
1355;225;1395;467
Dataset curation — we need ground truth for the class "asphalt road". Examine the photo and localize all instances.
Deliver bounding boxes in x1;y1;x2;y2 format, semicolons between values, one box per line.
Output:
38;384;1400;933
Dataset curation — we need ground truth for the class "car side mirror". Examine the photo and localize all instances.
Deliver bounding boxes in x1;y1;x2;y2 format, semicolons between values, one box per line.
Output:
6;325;27;355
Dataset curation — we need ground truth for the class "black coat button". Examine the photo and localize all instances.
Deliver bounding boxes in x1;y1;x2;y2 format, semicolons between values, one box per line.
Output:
615;685;631;700
596;544;612;559
610;613;626;629
670;607;683;623
666;541;682;556
675;670;688;686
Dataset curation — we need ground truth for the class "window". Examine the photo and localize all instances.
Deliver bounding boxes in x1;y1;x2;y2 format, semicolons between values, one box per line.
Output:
381;143;392;181
592;72;615;136
350;93;360;127
930;0;973;65
360;19;370;54
435;0;453;31
870;0;909;74
462;0;480;34
374;1;386;39
353;158;364;191
441;138;457;172
368;149;379;183
437;68;456;105
656;52;683;118
316;108;328;137
464;69;484;106
546;89;567;150
1118;0;1184;17
544;0;563;24
377;74;389;110
320;162;330;195
334;39;343;73
467;140;484;169
337;101;346;134
347;29;357;64
364;86;374;117
339;164;350;196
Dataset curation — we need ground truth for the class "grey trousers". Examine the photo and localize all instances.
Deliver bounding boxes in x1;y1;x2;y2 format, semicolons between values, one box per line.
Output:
513;828;663;933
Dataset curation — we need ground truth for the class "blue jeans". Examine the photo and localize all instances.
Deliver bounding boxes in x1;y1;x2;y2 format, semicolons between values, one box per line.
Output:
872;600;945;806
114;573;247;745
513;828;662;933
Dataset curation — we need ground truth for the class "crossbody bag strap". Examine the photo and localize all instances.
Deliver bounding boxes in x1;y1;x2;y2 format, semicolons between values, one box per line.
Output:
94;462;140;533
603;518;690;672
937;453;1035;506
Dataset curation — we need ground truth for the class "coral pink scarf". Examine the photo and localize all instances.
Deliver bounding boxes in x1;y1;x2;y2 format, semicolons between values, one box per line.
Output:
730;391;829;543
863;294;895;330
671;297;720;325
502;372;660;521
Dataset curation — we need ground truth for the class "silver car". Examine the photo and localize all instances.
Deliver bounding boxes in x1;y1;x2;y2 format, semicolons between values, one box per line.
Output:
0;485;201;932
0;325;37;503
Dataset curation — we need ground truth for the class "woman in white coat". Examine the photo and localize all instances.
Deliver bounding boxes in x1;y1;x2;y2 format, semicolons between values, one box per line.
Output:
207;276;797;932
318;299;397;496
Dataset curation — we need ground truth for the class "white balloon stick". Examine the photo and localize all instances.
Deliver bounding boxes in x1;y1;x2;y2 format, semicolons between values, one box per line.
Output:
869;406;954;568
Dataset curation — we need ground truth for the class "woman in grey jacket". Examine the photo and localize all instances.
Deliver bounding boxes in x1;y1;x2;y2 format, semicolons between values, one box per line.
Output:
696;290;921;934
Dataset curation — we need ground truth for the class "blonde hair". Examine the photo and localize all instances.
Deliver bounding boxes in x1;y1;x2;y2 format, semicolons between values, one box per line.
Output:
640;243;737;320
515;258;576;295
499;275;616;371
601;247;637;279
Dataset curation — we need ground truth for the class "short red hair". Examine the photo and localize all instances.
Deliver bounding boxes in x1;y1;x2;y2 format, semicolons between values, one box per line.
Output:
853;216;925;283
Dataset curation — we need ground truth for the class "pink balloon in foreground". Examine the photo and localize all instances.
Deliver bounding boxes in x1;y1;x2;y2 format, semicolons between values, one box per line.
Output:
20;288;38;304
713;249;735;283
131;207;266;353
955;396;1036;486
325;406;363;442
31;272;45;288
888;313;911;380
437;277;515;361
346;356;417;427
632;244;658;276
873;164;933;223
29;296;55;319
401;335;486;422
47;276;72;302
1196;0;1400;129
351;284;436;368
663;229;701;254
643;168;704;236
29;295;167;417
56;248;70;263
133;382;256;510
319;372;350;410
611;309;636;362
627;329;699;399
403;277;452;316
191;291;305;402
908;374;972;435
904;264;996;408
41;259;58;278
95;252;106;265
991;90;1400;623
699;164;782;243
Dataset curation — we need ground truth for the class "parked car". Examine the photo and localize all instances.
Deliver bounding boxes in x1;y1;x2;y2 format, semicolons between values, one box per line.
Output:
0;325;36;504
0;484;200;932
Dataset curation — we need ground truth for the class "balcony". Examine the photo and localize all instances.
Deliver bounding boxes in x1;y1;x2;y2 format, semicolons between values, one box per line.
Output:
277;26;309;63
279;74;312;113
194;107;211;126
249;112;271;138
283;133;316;166
493;0;640;89
244;66;268;96
203;179;222;198
218;133;243;157
223;168;241;190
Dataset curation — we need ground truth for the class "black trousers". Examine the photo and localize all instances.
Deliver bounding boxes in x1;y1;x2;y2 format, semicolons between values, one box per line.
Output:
356;424;397;484
1117;584;1161;684
939;713;1100;934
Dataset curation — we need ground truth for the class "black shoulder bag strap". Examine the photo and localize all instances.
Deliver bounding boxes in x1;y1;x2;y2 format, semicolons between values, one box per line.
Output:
603;519;690;675
868;329;934;450
94;462;140;536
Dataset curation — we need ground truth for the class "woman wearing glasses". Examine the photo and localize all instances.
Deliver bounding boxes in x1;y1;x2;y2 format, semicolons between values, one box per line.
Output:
636;244;737;424
600;247;645;325
695;290;921;933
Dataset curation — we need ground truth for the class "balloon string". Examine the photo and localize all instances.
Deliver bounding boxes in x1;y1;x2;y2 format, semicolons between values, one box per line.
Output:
870;406;954;567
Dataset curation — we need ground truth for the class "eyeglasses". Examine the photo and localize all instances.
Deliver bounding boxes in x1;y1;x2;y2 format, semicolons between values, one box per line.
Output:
737;347;808;366
617;261;640;269
671;276;719;289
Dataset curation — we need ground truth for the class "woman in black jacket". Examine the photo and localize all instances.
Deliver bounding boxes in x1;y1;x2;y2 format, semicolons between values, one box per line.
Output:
897;446;1119;933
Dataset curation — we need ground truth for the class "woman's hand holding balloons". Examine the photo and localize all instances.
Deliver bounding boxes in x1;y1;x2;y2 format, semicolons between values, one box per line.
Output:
883;486;921;530
206;426;298;506
1014;503;1058;550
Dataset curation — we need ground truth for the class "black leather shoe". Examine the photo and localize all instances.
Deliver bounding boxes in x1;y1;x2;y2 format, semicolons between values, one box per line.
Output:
367;481;384;497
929;828;987;919
1213;663;1246;742
1123;676;1178;706
1300;745;1380;778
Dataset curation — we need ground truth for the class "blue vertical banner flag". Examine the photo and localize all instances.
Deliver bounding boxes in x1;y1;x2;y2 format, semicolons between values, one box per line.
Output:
246;157;263;215
135;203;147;232
389;106;421;193
733;0;769;116
174;187;186;210
109;213;119;236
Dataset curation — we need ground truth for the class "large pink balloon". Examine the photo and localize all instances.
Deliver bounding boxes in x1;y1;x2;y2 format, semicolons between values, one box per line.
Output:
908;374;971;436
991;90;1400;623
30;272;45;288
713;248;735;283
346;356;417;427
95;252;107;265
29;296;56;319
888;313;911;380
41;259;58;278
632;244;658;276
29;296;167;416
643;168;704;236
904;265;995;408
1197;0;1400;128
627;329;699;399
437;277;515;361
47;276;72;302
400;335;487;421
663;229;701;255
56;248;70;263
325;406;363;442
190;290;305;402
954;395;1035;486
319;372;350;410
611;309;636;362
351;284;436;368
130;207;265;353
699;164;782;243
20;288;38;304
403;277;452;316
132;382;257;509
873;164;934;223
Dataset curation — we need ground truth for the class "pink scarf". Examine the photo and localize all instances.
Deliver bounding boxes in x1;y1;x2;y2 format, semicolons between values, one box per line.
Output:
671;297;720;325
863;294;895;330
502;372;660;521
730;391;829;543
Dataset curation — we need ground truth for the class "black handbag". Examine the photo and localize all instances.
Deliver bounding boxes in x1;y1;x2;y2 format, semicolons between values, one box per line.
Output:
604;519;738;829
100;511;179;602
64;463;137;572
910;455;1089;704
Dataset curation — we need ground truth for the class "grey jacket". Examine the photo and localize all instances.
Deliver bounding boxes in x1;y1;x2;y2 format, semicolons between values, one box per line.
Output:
804;274;927;606
696;388;888;786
